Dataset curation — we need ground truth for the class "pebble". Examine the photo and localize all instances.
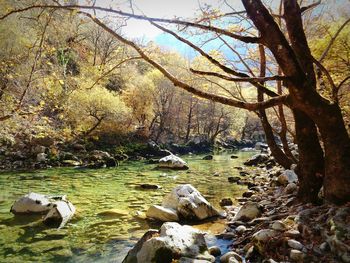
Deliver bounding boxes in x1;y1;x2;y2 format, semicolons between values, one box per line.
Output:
285;229;301;239
208;246;221;256
242;191;254;198
284;183;297;194
290;249;305;261
220;251;242;263
271;220;287;231
220;198;233;206
235;225;247;234
287;239;303;250
319;242;329;252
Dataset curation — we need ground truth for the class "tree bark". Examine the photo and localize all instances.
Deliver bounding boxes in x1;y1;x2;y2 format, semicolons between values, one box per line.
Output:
314;104;350;204
293;109;324;203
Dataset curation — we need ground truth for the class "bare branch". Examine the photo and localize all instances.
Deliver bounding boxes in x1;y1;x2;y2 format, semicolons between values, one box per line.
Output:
319;17;350;62
88;56;141;89
80;11;288;111
300;0;321;13
311;56;337;100
151;22;280;98
190;68;287;83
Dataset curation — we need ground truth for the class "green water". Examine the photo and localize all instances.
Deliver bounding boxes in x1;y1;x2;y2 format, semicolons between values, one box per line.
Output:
0;152;254;263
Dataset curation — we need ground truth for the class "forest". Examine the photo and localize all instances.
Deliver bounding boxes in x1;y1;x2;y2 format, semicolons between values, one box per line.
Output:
0;0;349;263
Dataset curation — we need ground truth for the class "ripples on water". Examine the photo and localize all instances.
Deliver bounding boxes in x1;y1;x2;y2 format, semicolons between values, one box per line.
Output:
0;152;255;262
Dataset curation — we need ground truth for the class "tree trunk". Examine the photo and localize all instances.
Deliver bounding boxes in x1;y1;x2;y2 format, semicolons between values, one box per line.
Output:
185;98;194;142
314;103;350;204
258;44;293;169
293;109;324;203
258;91;293;169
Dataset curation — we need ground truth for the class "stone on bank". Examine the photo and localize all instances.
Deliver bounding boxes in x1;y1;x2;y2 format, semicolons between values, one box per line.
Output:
122;222;215;263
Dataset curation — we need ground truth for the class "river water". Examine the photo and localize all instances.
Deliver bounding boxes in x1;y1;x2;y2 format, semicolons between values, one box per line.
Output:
0;151;255;263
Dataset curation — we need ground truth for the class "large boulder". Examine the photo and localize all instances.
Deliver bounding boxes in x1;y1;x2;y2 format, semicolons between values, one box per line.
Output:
11;193;75;228
243;154;269;166
158;155;189;170
123;222;215;263
162;184;220;221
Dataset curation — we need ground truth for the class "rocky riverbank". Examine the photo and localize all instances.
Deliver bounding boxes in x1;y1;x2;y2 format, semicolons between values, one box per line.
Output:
0;138;262;171
215;156;350;263
121;152;350;263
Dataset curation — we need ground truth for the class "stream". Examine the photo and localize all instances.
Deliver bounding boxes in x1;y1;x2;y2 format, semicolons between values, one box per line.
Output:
0;151;255;263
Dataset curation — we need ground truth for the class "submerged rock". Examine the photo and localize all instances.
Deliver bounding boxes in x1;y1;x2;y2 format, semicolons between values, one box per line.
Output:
97;209;129;217
123;222;215;263
158;155;189;170
140;184;161;190
202;155;213;160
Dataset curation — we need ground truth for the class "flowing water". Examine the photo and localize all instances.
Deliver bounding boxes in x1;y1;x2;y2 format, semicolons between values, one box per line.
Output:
0;151;255;263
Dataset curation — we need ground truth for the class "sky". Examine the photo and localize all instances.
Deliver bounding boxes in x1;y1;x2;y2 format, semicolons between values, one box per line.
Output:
87;0;244;38
81;0;349;58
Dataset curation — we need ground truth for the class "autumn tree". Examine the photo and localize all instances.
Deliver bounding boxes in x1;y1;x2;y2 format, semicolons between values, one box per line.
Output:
1;0;350;204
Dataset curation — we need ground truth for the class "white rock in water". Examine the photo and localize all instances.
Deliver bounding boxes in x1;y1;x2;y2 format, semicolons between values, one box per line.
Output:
11;193;75;229
43;200;76;229
146;205;179;222
278;170;298;185
158;155;189;170
11;192;53;214
162;184;219;220
233;202;261;222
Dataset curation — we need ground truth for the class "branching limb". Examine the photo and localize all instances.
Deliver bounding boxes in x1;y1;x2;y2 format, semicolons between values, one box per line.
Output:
81;11;288;111
300;1;321;13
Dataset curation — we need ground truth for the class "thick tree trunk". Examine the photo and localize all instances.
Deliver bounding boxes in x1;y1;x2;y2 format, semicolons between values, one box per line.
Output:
314;104;350;204
293;109;324;203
